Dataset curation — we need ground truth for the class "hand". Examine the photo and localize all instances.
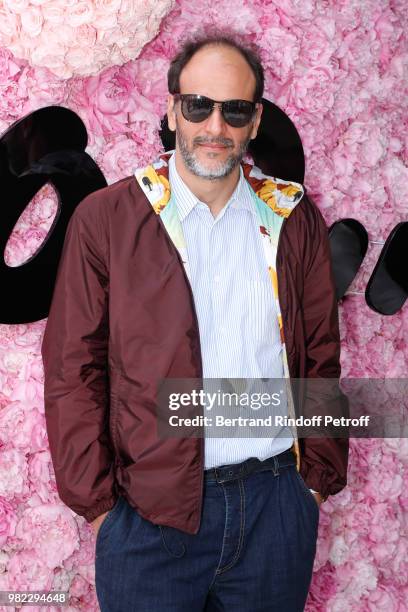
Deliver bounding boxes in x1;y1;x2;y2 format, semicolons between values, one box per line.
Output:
91;510;109;537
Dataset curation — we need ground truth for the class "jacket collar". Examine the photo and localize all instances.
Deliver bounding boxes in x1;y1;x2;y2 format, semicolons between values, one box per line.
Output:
142;149;305;220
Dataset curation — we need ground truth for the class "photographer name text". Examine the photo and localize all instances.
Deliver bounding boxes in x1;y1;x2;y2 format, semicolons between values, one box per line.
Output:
167;415;370;427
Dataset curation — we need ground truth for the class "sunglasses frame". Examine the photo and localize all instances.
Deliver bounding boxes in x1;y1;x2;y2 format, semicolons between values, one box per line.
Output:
172;93;259;128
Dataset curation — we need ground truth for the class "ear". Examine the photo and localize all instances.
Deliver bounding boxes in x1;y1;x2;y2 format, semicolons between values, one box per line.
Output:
250;102;263;140
167;94;177;132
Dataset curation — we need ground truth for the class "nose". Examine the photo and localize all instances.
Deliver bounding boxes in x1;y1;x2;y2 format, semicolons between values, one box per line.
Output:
204;103;225;137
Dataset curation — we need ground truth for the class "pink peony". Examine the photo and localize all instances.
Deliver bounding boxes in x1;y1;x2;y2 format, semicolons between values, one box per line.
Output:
307;565;338;609
0;499;17;547
300;18;336;67
100;135;140;183
0;403;44;451
15;504;79;568
290;65;335;113
6;549;55;591
259;27;300;81
0;449;29;499
28;451;57;502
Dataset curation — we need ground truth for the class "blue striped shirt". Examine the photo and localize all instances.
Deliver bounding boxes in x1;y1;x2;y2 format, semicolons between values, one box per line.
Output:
168;153;294;469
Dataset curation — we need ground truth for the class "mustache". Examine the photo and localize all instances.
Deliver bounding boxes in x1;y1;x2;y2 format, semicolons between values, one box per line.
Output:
193;136;234;147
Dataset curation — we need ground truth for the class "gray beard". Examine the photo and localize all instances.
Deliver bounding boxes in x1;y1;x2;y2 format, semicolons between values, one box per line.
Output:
176;119;252;180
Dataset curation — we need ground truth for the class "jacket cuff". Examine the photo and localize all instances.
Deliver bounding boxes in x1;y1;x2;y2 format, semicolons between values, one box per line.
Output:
82;495;119;523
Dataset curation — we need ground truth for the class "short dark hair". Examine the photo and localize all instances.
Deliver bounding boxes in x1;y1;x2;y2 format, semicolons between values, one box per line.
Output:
167;30;264;102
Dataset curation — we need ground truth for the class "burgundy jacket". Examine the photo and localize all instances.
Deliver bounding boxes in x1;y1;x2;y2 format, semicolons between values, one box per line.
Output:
41;163;349;534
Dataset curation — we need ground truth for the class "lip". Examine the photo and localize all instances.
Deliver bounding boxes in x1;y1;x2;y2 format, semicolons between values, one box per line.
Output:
198;143;227;149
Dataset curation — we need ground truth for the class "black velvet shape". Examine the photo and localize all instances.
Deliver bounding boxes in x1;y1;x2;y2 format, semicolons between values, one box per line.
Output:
0;106;107;324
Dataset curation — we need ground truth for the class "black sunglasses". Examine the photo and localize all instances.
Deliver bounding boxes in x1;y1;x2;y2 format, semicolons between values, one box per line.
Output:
173;94;258;128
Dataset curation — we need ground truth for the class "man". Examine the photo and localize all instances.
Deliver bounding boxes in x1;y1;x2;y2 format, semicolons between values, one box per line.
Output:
42;33;349;611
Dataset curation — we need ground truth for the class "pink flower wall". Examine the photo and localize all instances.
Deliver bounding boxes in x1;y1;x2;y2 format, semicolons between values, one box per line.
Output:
0;0;407;610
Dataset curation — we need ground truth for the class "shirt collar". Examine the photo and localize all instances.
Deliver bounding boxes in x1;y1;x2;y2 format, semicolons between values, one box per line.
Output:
168;151;256;222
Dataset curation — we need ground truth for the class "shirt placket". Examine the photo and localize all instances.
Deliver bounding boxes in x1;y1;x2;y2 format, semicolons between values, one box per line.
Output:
196;204;226;380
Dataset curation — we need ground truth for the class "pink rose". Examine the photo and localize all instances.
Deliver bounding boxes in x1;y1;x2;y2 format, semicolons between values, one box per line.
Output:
65;45;96;76
92;12;119;31
3;0;29;14
0;0;174;78
39;3;65;25
117;0;141;27
94;0;122;13
20;7;44;37
66;2;94;27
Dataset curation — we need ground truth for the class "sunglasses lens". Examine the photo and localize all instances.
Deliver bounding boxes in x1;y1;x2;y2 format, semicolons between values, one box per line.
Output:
223;100;255;127
181;96;213;123
177;95;256;127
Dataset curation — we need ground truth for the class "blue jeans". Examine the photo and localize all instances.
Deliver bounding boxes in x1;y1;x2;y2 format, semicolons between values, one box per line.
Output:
95;449;319;611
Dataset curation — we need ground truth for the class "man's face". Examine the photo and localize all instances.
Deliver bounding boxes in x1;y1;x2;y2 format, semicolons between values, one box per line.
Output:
167;44;263;180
